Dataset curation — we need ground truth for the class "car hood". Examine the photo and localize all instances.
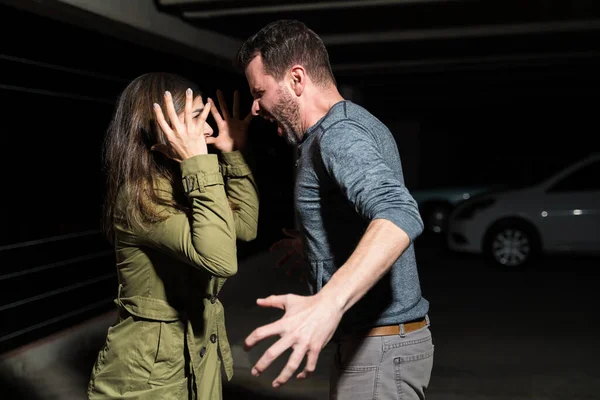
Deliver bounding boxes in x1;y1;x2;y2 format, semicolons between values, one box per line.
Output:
412;184;505;205
465;185;544;207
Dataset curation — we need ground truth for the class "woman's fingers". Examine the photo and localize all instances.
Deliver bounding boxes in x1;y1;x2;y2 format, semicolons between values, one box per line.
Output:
153;103;173;137
197;101;212;126
184;88;194;131
163;91;181;134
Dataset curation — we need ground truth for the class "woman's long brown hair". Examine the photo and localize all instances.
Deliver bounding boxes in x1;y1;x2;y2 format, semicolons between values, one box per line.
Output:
102;72;200;243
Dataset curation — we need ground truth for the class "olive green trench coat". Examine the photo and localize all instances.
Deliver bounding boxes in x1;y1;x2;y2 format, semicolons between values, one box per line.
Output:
88;151;259;399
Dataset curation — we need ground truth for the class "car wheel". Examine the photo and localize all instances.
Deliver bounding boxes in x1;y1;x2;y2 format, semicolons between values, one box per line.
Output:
420;202;453;234
483;219;540;268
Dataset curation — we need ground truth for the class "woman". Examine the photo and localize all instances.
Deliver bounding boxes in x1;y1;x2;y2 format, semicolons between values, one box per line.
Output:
87;72;259;399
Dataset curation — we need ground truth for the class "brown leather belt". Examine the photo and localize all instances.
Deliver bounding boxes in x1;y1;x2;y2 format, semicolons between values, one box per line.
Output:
362;318;428;337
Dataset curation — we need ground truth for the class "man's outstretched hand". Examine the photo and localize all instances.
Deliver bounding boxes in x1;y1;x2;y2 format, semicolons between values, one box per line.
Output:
270;228;308;281
244;292;343;387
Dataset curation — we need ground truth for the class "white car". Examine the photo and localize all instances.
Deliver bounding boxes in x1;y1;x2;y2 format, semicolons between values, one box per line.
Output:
412;184;500;234
446;153;600;267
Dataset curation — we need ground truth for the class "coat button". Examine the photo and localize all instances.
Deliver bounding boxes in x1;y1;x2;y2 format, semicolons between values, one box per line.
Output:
200;347;206;357
210;334;217;343
210;296;217;304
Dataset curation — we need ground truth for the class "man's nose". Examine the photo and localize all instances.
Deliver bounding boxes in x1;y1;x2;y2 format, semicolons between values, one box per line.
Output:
251;100;260;116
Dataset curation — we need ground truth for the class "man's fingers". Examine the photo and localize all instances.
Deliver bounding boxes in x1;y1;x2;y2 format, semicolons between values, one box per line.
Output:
272;345;308;387
205;136;216;145
270;238;295;252
269;239;285;252
256;295;286;310
208;98;224;125
276;250;295;268
244;318;284;351
244;111;254;125
282;228;301;238
296;348;320;380
216;89;230;118
250;336;295;378
233;89;240;119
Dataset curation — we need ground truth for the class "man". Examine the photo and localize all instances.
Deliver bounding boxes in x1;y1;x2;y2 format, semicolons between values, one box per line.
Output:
235;19;433;399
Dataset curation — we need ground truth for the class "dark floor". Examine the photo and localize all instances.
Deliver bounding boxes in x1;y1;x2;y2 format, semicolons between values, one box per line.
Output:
1;234;599;399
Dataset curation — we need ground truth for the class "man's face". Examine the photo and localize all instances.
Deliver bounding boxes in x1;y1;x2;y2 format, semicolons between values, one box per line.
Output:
245;55;302;145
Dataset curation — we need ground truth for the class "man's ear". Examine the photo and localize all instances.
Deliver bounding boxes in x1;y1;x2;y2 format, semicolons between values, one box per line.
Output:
290;65;306;96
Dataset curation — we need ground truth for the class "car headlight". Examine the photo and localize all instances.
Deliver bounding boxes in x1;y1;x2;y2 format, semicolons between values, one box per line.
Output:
454;198;496;220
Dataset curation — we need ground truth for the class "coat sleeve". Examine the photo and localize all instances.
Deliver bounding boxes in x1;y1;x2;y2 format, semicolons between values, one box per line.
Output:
136;154;239;278
219;150;259;242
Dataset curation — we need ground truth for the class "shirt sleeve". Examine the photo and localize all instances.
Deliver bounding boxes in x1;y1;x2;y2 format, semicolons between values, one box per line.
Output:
318;122;424;242
136;154;239;277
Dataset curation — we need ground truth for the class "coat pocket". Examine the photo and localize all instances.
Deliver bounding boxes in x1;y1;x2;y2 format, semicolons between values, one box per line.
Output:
117;295;187;387
147;320;186;386
87;324;116;395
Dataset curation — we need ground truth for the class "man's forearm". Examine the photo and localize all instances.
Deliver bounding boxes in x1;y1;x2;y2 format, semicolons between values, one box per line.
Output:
318;218;412;313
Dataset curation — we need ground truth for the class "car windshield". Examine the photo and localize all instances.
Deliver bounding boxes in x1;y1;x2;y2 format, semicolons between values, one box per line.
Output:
412;153;595;192
513;154;594;188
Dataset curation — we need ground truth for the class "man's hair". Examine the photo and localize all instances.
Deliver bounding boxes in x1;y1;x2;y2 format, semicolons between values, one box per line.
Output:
235;19;336;87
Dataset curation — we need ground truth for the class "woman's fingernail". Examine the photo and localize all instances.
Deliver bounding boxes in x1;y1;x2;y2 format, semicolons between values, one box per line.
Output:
186;88;192;96
165;91;171;97
153;103;159;109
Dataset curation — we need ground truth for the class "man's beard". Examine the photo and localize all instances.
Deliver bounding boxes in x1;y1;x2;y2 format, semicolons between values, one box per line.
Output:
272;87;302;146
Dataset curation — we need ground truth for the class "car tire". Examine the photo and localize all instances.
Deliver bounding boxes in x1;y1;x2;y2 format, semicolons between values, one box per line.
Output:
420;201;453;234
483;218;541;268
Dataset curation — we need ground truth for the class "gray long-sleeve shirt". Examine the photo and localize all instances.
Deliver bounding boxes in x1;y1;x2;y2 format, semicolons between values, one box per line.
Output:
295;100;429;336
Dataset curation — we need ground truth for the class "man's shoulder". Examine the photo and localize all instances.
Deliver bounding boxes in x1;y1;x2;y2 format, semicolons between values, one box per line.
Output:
318;108;378;147
317;120;368;154
319;100;371;125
